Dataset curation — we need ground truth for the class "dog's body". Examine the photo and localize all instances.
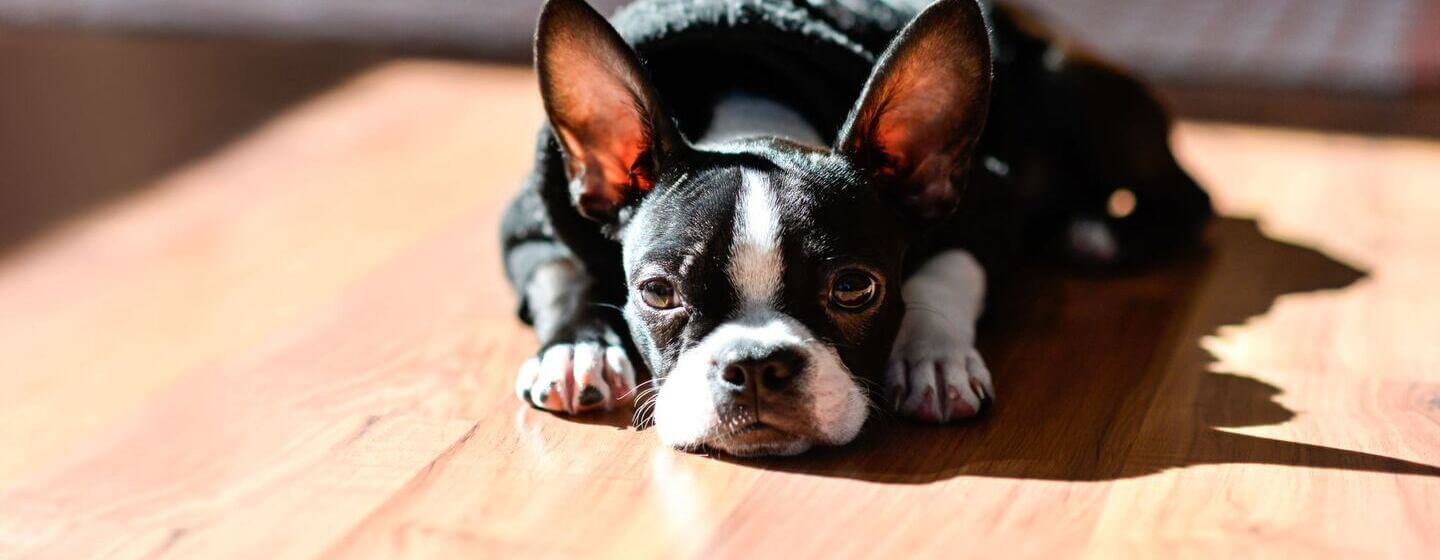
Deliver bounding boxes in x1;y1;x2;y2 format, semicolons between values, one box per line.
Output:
501;0;1211;456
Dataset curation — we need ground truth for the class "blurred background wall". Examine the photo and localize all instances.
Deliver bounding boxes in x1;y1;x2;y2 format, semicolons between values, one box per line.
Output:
1;0;1438;251
6;0;1436;94
0;32;380;250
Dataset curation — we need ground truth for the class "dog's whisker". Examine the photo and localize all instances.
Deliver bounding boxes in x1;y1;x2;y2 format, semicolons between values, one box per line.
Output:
619;377;660;401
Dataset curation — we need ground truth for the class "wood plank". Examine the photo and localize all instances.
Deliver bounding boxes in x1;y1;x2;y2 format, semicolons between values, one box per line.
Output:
0;62;541;486
1;61;1437;558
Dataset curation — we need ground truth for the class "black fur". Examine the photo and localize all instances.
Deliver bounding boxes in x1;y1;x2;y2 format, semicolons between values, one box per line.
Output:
501;0;1211;388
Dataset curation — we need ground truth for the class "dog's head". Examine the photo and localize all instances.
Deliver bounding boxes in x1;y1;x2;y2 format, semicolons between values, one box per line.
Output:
535;0;991;455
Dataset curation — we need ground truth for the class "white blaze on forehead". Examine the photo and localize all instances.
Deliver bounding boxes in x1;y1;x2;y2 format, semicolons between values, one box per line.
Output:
729;168;784;309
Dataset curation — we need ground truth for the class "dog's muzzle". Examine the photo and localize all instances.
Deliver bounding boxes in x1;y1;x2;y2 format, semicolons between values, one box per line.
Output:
652;316;868;456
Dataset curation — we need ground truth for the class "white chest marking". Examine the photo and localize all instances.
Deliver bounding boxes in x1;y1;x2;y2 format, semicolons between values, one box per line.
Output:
697;91;823;147
729;169;783;310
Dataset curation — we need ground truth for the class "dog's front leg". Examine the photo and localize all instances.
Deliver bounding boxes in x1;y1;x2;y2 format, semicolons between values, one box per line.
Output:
513;258;637;414
886;249;994;422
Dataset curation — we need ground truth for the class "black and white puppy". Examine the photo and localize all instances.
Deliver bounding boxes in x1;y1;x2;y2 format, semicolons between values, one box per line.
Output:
500;0;1210;456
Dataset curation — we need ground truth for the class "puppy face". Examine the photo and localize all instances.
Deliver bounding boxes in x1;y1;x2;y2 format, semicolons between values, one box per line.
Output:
620;146;906;455
535;0;992;454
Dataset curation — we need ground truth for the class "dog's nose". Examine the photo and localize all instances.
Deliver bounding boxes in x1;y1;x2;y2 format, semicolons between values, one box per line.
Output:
717;348;806;394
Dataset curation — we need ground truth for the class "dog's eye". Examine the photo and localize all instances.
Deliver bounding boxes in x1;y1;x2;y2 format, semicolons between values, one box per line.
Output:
830;271;877;310
639;279;679;310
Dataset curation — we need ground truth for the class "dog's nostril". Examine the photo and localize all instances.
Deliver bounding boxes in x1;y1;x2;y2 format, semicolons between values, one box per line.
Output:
760;361;793;392
717;349;806;394
720;364;747;388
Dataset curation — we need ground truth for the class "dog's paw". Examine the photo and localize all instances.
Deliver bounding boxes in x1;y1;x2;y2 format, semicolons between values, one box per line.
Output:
516;342;637;414
885;337;993;423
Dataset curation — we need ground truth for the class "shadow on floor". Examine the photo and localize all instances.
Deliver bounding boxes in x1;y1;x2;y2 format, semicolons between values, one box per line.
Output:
722;218;1440;482
0;30;380;254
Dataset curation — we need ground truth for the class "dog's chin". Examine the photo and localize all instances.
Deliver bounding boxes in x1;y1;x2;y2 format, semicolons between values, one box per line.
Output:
705;424;814;457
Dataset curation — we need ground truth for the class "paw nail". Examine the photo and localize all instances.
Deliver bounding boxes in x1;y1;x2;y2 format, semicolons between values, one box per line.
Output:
919;387;938;420
578;386;604;407
542;381;560;406
972;380;989;402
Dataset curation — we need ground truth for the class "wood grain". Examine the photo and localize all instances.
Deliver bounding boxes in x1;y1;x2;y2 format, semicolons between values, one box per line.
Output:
0;61;1436;559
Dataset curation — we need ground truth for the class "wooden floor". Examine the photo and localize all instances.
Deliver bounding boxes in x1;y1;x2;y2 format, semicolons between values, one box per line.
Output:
1;61;1437;558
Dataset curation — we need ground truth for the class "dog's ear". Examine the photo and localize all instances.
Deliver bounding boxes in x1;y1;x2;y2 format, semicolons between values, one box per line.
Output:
536;0;686;223
836;0;992;222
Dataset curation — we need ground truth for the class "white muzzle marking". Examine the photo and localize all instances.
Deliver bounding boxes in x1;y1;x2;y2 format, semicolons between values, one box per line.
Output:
653;316;868;454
